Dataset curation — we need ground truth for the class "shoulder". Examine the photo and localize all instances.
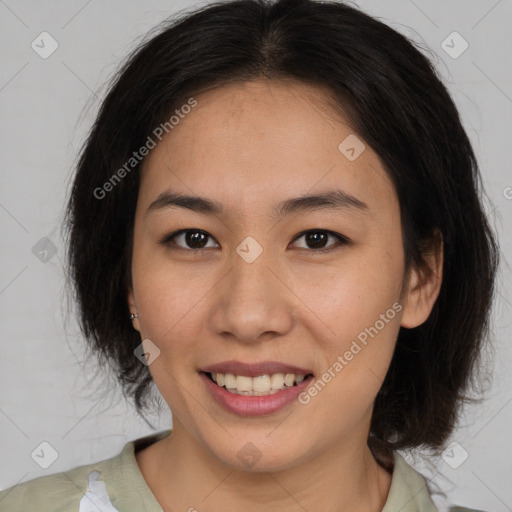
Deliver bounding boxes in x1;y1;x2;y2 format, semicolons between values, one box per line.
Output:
0;430;170;512
384;451;490;512
0;457;115;511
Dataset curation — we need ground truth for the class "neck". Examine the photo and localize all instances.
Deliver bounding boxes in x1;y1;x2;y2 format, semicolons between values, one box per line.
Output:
136;421;392;512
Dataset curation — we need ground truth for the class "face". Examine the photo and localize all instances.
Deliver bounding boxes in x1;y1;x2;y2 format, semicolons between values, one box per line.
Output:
127;79;435;471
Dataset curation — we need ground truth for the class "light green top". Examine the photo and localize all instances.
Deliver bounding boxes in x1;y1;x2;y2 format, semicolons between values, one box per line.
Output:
0;430;485;512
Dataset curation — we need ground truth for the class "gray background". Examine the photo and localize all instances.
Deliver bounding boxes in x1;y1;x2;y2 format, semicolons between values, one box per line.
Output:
0;1;511;511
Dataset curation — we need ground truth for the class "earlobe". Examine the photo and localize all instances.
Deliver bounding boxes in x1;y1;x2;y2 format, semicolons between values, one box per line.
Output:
127;287;141;333
400;234;443;329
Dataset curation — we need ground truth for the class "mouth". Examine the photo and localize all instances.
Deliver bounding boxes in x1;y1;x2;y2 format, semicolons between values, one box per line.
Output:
201;371;315;397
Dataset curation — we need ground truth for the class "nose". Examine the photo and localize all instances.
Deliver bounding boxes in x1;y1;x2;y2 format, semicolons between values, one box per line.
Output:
210;246;296;343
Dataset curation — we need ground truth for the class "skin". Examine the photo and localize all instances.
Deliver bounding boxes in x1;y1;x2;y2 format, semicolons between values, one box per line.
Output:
127;79;443;512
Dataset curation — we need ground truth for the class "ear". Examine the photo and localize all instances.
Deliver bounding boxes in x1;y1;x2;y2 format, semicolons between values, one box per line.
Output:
400;232;443;329
127;287;141;333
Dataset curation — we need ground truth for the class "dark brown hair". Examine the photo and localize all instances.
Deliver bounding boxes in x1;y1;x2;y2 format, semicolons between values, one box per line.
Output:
62;0;499;468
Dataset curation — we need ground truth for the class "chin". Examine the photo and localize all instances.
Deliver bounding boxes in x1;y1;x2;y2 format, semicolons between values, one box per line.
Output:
205;431;312;473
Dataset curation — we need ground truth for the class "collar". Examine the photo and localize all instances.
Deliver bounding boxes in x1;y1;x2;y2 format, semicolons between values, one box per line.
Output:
106;430;438;512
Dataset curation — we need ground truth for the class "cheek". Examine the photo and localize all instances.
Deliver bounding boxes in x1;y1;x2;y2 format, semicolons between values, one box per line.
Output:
292;243;403;402
301;276;401;434
131;244;210;355
131;258;206;412
291;243;404;340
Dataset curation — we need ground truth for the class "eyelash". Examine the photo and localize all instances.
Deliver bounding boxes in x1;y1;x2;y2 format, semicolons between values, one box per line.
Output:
158;228;350;254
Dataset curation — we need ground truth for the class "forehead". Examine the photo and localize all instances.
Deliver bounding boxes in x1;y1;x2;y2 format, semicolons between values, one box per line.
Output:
138;79;397;218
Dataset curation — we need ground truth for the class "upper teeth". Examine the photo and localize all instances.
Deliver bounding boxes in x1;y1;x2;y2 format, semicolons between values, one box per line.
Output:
211;373;306;394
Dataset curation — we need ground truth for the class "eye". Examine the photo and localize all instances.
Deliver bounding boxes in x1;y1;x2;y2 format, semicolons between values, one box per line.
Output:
289;229;350;253
159;229;219;250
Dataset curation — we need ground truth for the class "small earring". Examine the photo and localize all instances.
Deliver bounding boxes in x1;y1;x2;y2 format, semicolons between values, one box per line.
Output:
130;312;138;320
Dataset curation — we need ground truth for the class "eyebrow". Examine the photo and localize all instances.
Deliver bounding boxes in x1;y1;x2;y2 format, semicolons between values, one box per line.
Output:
145;188;368;219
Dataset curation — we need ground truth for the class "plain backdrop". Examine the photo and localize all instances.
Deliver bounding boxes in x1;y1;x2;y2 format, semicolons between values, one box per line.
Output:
0;1;511;511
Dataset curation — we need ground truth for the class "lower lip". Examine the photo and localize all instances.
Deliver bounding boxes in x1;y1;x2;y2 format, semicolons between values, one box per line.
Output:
199;372;314;416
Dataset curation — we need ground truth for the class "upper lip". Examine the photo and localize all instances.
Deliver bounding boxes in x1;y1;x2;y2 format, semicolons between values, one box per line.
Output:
200;360;314;377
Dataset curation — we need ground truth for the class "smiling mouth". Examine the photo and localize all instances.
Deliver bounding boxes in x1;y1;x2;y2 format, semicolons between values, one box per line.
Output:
202;371;314;396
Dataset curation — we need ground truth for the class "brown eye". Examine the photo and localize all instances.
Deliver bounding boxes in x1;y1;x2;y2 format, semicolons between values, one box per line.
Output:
160;229;219;250
290;230;349;252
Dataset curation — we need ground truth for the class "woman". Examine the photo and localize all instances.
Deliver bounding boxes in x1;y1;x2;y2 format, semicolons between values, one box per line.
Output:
0;0;498;510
